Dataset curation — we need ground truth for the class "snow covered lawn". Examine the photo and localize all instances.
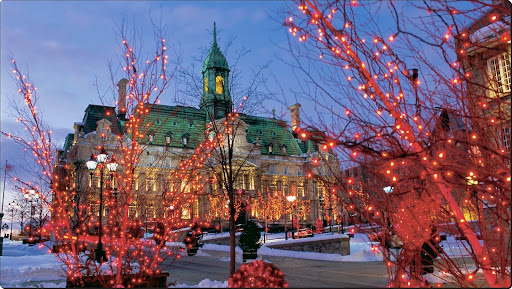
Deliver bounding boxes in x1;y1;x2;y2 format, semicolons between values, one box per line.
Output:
0;231;476;288
0;239;65;288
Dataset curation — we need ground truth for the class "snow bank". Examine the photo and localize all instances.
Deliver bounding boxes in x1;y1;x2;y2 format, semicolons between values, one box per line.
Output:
169;278;228;288
0;240;64;287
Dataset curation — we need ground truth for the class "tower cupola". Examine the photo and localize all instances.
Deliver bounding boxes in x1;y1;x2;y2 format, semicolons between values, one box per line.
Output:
200;22;232;120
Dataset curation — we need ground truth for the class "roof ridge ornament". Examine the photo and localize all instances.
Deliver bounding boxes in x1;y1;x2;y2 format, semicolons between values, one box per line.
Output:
213;21;217;46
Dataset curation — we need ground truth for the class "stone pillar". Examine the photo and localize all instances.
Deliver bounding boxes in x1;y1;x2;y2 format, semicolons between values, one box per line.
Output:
117;78;129;118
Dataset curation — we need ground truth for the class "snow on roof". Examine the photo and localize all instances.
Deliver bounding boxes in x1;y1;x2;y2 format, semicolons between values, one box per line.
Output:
470;20;510;43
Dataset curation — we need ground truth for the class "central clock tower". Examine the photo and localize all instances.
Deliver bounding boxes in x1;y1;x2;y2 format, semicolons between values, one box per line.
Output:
200;22;232;120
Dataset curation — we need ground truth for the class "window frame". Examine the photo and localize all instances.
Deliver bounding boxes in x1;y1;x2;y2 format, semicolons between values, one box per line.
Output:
487;52;511;97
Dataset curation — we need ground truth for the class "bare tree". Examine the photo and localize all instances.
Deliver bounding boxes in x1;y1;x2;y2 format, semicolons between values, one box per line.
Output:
281;0;510;287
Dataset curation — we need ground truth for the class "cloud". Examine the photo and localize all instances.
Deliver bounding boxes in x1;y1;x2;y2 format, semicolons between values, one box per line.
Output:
41;41;61;49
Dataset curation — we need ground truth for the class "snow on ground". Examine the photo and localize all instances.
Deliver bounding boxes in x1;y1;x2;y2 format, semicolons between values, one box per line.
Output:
0;239;65;287
203;232;384;262
0;229;481;288
169;279;228;288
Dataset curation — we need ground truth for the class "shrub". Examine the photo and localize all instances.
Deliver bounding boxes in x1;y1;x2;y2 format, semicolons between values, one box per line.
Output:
238;220;262;251
228;260;288;288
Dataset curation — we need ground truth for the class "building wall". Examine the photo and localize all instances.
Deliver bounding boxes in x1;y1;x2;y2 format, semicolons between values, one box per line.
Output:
64;114;339;229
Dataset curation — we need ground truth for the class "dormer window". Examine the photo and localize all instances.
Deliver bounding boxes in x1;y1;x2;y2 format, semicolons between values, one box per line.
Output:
148;132;154;143
165;132;173;145
281;144;287;155
182;133;189;146
268;143;273;154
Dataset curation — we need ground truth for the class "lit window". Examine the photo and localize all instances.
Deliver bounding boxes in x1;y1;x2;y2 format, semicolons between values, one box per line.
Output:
216;75;224;94
148;177;156;192
182;203;191;220
488;52;511;97
204;77;208;92
148;134;154;142
129;204;137;218
503;127;511;152
281;145;287;155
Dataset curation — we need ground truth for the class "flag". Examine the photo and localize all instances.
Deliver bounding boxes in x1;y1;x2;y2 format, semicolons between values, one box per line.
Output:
5;163;13;172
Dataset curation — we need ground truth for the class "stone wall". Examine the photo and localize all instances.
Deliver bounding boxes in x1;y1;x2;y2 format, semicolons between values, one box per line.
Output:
266;236;350;256
203;234;351;256
202;234;240;246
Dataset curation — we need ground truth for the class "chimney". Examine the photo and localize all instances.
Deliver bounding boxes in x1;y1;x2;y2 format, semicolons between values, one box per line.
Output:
289;103;301;131
117;78;129;119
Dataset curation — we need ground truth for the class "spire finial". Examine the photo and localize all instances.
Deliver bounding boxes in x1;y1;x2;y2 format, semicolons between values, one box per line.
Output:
213;21;217;45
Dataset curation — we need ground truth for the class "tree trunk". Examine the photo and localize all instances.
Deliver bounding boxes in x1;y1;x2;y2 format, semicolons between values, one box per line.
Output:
229;186;236;276
264;220;267;243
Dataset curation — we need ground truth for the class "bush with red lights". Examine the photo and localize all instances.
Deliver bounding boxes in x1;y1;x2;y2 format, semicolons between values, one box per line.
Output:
228;260;288;288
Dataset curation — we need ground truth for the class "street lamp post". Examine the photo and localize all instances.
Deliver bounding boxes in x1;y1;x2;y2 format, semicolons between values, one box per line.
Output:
286;195;296;240
340;210;345;235
329;207;333;234
24;189;39;241
7;201;20;240
87;148;117;263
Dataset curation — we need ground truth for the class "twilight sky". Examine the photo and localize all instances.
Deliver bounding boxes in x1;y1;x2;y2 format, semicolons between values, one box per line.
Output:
0;1;302;205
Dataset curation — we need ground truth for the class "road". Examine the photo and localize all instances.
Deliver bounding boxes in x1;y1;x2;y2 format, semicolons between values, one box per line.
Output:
162;249;389;288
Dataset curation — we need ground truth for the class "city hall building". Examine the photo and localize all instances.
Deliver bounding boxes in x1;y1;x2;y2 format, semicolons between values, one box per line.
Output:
58;24;340;230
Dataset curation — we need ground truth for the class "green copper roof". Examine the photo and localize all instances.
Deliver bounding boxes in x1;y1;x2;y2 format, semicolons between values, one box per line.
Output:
201;22;229;73
137;103;207;148
137;104;305;156
239;114;304;156
63;133;74;158
75;101;311;157
82;105;124;135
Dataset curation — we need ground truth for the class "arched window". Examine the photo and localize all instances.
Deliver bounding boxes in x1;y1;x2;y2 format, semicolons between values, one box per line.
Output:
204;77;208;92
216;75;224;94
